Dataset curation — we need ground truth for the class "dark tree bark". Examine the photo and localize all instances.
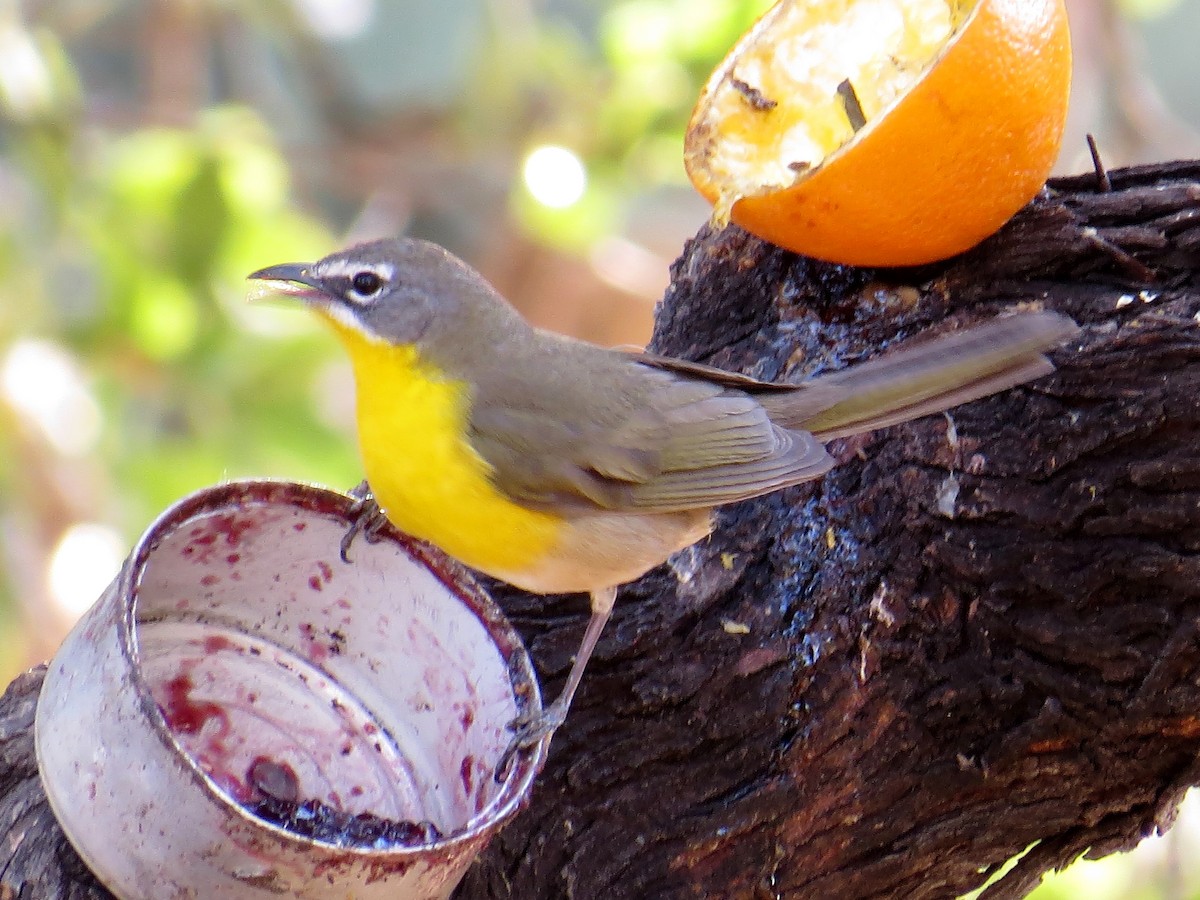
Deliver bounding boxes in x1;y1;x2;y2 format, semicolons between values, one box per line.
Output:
5;160;1200;899
0;668;109;899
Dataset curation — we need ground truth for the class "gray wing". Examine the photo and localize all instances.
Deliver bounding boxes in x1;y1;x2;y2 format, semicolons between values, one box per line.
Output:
467;361;833;515
628;349;852;425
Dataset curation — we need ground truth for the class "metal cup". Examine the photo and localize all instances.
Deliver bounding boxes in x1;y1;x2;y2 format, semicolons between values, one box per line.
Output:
35;479;544;898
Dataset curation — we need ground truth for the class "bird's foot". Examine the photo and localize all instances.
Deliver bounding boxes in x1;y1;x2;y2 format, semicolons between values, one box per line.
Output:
492;590;617;781
494;699;567;783
340;480;390;563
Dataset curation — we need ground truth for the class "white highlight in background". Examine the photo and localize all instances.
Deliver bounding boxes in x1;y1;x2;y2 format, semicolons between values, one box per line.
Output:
0;339;102;457
0;21;54;117
523;145;587;209
49;523;124;621
292;0;375;40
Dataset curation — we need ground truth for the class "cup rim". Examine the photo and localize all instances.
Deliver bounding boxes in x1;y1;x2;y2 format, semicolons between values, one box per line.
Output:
116;477;545;856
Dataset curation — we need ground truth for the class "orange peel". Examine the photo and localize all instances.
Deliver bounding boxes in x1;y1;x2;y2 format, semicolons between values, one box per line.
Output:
684;0;1073;266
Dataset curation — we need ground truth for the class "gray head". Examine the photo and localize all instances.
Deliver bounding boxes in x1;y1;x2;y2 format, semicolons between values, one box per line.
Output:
248;238;525;348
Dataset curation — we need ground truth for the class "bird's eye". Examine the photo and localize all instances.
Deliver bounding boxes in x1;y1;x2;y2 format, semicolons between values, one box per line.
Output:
351;271;383;296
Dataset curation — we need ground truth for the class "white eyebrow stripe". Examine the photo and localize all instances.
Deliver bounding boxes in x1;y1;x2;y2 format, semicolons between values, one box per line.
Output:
317;259;395;280
313;259;395;306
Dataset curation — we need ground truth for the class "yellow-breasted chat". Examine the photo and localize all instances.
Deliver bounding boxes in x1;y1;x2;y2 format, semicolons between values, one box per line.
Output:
249;238;1077;763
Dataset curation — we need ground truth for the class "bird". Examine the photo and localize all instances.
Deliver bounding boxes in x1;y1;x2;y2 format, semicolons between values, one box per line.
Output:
249;237;1077;766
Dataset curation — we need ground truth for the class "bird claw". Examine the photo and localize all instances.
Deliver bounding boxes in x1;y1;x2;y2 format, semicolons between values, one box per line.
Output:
340;481;390;563
347;479;373;503
493;701;566;783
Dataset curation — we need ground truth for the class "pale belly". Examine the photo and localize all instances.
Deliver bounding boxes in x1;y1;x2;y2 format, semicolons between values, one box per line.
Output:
492;507;715;595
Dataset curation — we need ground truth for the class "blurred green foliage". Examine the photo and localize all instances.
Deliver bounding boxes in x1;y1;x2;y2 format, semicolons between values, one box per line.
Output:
961;824;1200;900
481;0;771;247
0;0;771;643
2;91;345;528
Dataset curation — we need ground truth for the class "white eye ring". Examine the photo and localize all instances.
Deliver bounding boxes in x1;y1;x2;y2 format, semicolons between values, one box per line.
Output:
350;270;384;299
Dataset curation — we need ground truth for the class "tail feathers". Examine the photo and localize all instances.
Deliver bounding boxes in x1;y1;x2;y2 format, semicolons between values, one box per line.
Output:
762;310;1078;440
805;355;1054;441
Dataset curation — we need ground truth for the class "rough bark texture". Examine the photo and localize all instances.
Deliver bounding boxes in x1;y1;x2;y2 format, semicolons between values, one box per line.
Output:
0;668;109;899
5;161;1200;899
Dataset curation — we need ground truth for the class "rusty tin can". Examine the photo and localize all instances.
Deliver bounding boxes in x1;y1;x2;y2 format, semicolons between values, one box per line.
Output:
35;479;544;898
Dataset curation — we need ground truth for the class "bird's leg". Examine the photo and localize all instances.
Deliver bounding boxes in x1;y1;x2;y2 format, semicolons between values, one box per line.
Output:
496;585;618;779
340;480;390;563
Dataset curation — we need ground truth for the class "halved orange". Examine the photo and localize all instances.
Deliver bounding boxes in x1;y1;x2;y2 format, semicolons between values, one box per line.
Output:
684;0;1072;267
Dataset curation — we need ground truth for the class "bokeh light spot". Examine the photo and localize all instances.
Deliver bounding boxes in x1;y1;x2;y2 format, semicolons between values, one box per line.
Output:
523;146;588;209
49;523;124;622
1;339;101;456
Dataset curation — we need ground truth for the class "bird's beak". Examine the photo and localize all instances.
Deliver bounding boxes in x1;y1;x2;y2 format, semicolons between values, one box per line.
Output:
246;262;327;303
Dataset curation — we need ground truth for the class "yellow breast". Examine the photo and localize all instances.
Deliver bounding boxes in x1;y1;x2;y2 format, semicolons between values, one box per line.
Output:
325;317;561;579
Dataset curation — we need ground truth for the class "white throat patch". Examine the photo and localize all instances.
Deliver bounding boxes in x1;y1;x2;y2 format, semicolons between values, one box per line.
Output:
321;300;386;343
